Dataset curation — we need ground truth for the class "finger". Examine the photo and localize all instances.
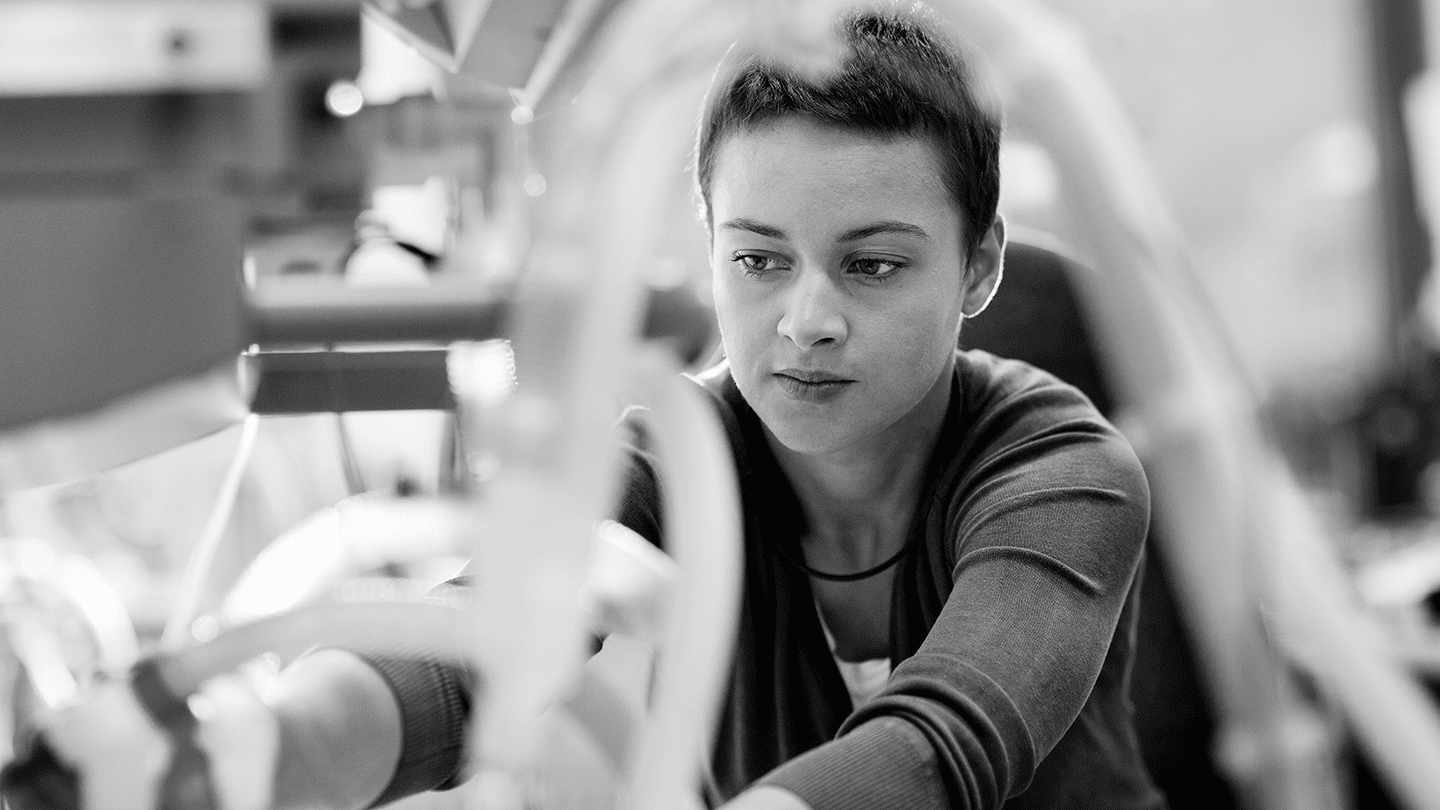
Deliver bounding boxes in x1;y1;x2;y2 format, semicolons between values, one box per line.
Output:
192;675;278;810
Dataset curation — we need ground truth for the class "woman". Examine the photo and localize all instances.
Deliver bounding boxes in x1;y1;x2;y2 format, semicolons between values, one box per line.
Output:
363;8;1161;809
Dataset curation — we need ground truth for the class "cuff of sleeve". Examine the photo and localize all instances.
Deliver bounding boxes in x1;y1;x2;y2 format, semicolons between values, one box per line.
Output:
757;717;944;810
360;655;475;807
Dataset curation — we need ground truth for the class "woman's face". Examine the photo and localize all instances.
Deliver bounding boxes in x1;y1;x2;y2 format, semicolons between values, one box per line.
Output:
709;118;994;457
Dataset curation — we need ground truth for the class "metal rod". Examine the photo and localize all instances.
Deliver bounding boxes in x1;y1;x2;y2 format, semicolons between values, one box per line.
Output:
243;280;507;346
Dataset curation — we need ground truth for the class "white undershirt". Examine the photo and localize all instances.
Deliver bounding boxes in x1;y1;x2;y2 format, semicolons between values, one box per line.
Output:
814;601;892;710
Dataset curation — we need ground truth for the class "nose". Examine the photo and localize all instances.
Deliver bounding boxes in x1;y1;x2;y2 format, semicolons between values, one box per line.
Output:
777;268;847;349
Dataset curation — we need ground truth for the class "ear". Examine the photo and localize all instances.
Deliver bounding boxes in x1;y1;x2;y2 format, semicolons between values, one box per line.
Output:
961;215;1005;318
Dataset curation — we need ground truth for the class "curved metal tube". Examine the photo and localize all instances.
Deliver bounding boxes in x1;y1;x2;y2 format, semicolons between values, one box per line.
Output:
149;601;470;699
624;351;742;810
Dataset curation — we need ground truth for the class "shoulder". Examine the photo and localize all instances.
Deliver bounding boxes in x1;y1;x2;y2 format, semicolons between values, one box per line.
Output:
953;348;1110;435
941;349;1149;545
951;349;1136;470
916;351;1150;600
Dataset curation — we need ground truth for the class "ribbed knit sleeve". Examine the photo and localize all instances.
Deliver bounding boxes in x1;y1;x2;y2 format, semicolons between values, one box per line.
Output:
762;716;948;808
362;654;475;807
359;437;663;807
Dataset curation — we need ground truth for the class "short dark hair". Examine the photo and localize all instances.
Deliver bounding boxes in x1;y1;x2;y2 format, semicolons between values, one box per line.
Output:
694;6;1001;257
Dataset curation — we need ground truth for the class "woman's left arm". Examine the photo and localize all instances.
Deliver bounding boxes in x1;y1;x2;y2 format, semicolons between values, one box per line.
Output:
755;422;1151;809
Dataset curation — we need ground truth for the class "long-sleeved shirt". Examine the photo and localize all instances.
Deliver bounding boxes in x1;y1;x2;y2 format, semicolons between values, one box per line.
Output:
367;350;1167;809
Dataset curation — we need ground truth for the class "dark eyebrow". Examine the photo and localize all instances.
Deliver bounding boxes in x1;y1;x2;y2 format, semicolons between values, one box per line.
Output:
718;218;788;239
838;221;932;242
718;218;931;243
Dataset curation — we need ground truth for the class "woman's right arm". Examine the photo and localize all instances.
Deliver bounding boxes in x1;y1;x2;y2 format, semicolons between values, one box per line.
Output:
265;437;665;810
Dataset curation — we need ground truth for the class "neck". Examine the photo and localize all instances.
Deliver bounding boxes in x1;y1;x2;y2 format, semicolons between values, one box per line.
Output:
765;355;955;566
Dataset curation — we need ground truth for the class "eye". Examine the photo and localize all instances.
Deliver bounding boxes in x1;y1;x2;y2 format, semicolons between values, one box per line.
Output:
849;257;904;281
732;252;788;275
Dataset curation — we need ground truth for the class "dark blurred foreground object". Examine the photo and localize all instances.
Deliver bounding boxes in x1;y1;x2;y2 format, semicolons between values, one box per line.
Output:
1349;380;1436;518
1350;0;1437;521
0;736;80;810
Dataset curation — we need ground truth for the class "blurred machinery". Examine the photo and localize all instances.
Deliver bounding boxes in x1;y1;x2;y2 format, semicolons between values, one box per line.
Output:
0;2;739;809
0;0;712;493
6;2;1440;810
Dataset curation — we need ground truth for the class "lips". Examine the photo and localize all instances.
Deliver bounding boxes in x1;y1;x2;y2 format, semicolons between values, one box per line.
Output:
777;368;850;384
773;368;855;401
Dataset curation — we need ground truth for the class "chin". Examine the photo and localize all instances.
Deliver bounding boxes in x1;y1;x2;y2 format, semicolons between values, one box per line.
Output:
755;403;865;456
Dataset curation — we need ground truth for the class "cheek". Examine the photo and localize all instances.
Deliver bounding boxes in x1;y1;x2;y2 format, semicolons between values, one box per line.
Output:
860;299;959;377
711;269;737;348
712;273;770;358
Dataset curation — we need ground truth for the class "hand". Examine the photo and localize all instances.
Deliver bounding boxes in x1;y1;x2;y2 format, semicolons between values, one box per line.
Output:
190;674;279;810
718;786;813;810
